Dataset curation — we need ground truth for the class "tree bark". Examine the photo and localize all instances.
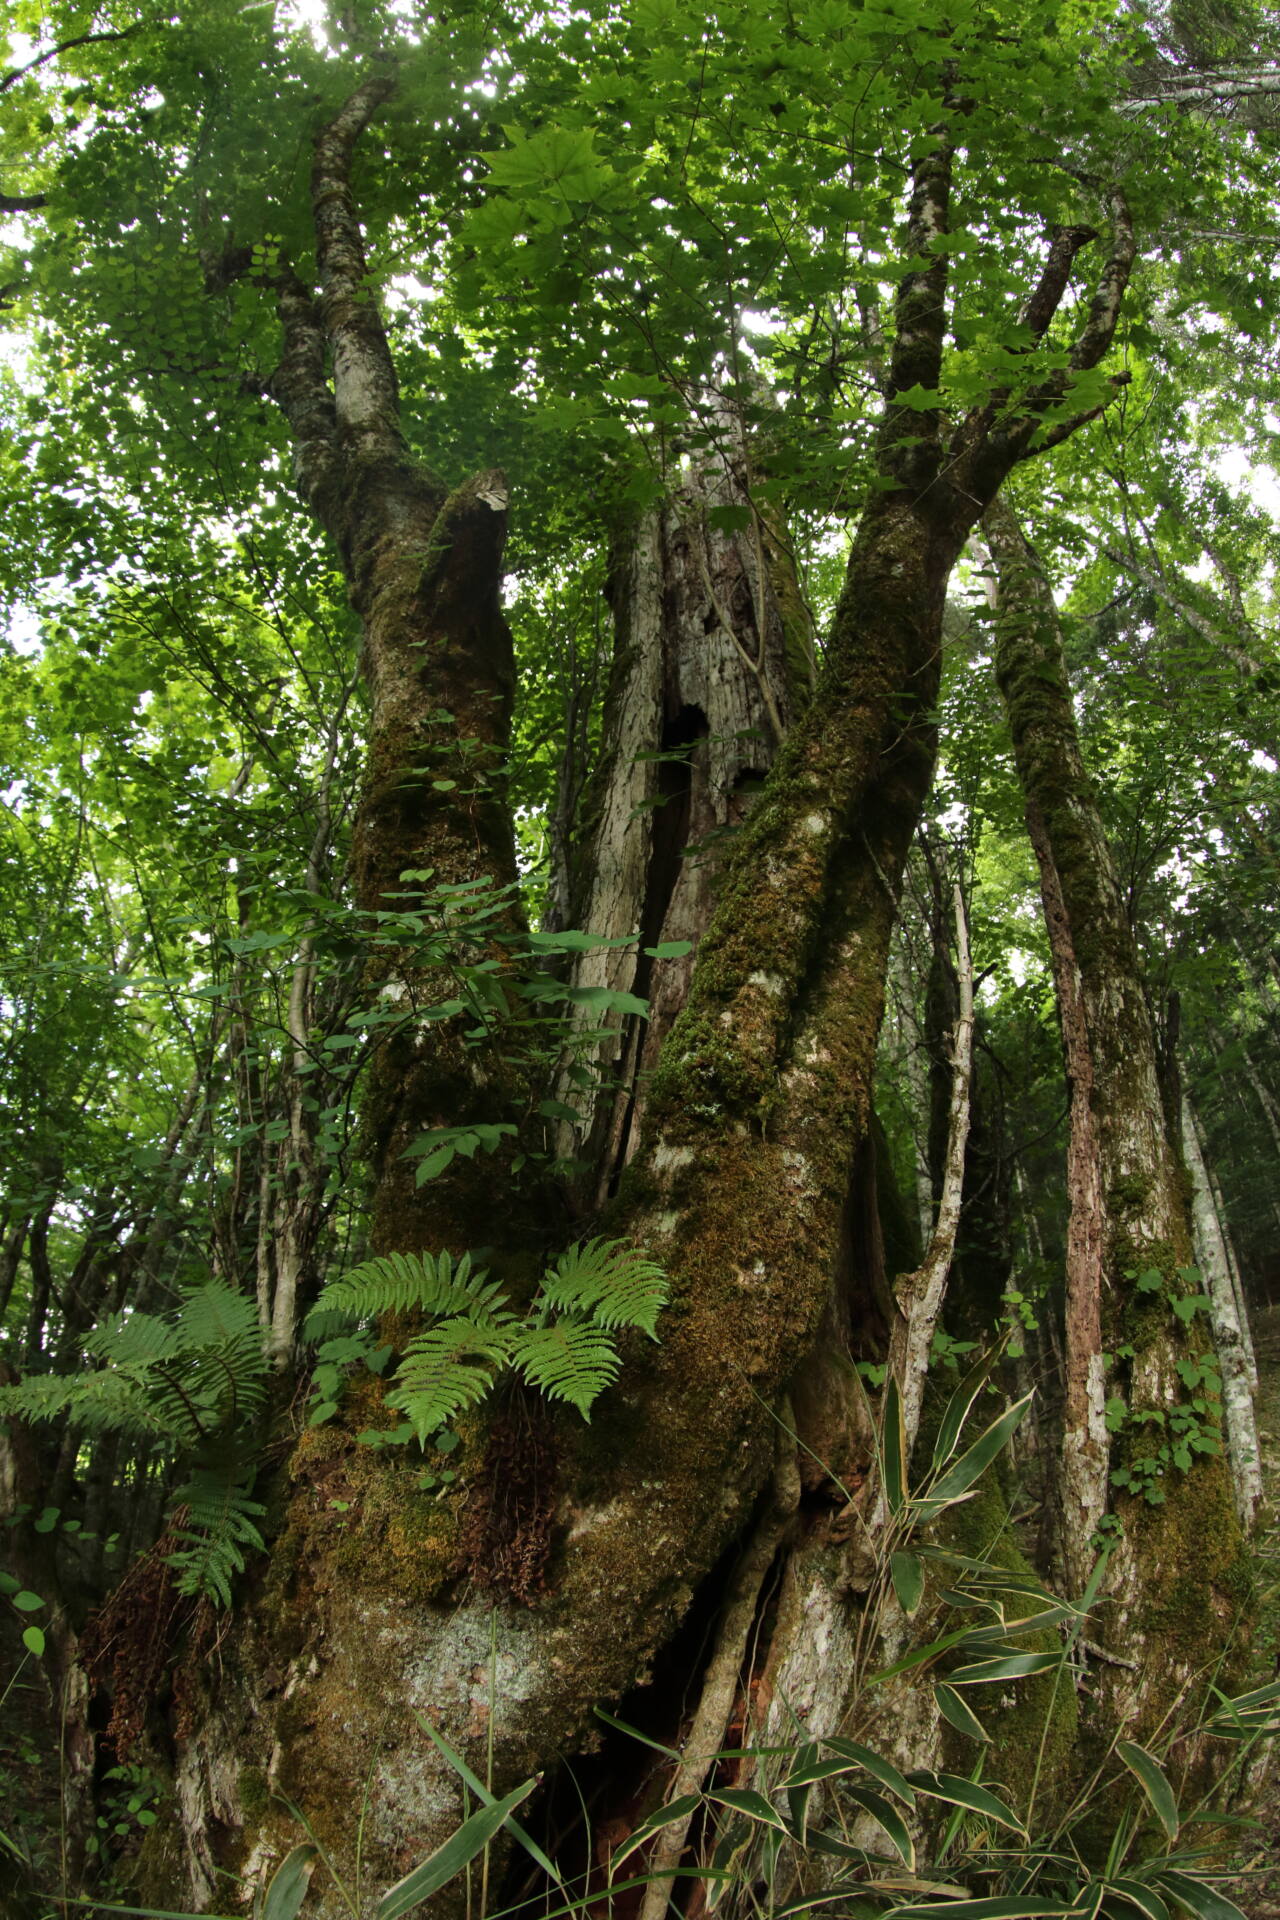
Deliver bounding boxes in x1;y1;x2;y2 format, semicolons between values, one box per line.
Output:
887;882;976;1464
555;416;813;1207
985;495;1248;1705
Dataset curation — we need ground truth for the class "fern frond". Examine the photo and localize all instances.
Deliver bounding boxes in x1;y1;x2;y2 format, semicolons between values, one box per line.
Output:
512;1321;621;1419
385;1318;514;1442
305;1250;515;1337
80;1282;268;1438
174;1280;262;1354
167;1444;267;1609
84;1308;183;1368
0;1367;183;1440
538;1238;669;1338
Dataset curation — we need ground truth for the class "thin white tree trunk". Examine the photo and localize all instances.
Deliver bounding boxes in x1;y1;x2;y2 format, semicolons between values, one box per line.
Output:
1181;1090;1263;1527
888;882;975;1464
890;933;937;1250
636;1418;799;1920
1189;1087;1258;1390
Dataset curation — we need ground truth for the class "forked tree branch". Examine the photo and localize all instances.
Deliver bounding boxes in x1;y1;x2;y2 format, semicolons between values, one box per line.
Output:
951;186;1135;491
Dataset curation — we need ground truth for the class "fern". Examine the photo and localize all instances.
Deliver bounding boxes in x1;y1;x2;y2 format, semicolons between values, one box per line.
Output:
304;1250;514;1337
384;1319;516;1442
536;1237;670;1338
168;1443;268;1610
511;1320;622;1419
0;1280;269;1607
84;1308;184;1369
307;1237;669;1441
0;1367;175;1440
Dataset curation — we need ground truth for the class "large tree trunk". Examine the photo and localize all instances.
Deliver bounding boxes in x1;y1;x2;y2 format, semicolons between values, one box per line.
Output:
985;497;1249;1709
158;85;1141;1912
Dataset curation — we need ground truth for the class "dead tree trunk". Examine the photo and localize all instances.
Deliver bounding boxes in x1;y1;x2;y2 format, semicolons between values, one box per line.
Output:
555;415;814;1207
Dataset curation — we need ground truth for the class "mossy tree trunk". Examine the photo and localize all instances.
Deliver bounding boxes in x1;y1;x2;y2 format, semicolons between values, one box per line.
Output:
985;495;1249;1713
166;85;1139;1912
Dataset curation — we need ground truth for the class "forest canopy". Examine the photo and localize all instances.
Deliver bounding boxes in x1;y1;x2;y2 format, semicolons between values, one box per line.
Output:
3;0;1280;1916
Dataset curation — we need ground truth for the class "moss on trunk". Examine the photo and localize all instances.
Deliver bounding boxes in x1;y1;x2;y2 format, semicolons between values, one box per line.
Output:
987;496;1250;1737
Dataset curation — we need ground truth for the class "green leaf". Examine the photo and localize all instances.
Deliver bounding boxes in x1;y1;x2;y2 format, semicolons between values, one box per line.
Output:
925;1392;1034;1506
411;1715;565;1889
564;984;650;1018
22;1625;45;1658
906;1771;1025;1832
947;1651;1062;1685
868;1624;975;1685
606;1794;704;1871
1102;1882;1172;1920
376;1777;539;1920
513;1319;621;1417
387;1321;511;1439
706;503;752;533
12;1590;44;1612
1151;1871;1248;1920
930;1344;1004;1471
884;1900;1074;1917
1116;1740;1180;1840
934;1683;991;1743
823;1739;916;1806
260;1844;319;1920
643;940;694;958
537;1237;668;1338
485;125;609;203
841;1785;914;1867
890;1551;924;1615
706;1787;789;1832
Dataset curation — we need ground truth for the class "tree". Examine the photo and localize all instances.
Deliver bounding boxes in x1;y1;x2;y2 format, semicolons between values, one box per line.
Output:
1;0;1277;1911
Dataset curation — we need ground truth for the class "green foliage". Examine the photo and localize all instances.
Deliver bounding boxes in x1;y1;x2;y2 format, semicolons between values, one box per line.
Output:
1102;1267;1225;1504
304;1238;668;1439
0;1281;267;1604
538;1236;669;1338
592;1379;1269;1920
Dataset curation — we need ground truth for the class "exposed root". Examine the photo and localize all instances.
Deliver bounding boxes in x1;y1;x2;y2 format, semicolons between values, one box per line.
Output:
635;1411;801;1920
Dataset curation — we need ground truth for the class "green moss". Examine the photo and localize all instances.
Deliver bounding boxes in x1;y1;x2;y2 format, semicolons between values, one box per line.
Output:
1128;1455;1253;1673
238;1766;270;1820
1107;1173;1153;1222
124;1795;186;1910
269;1422;464;1615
